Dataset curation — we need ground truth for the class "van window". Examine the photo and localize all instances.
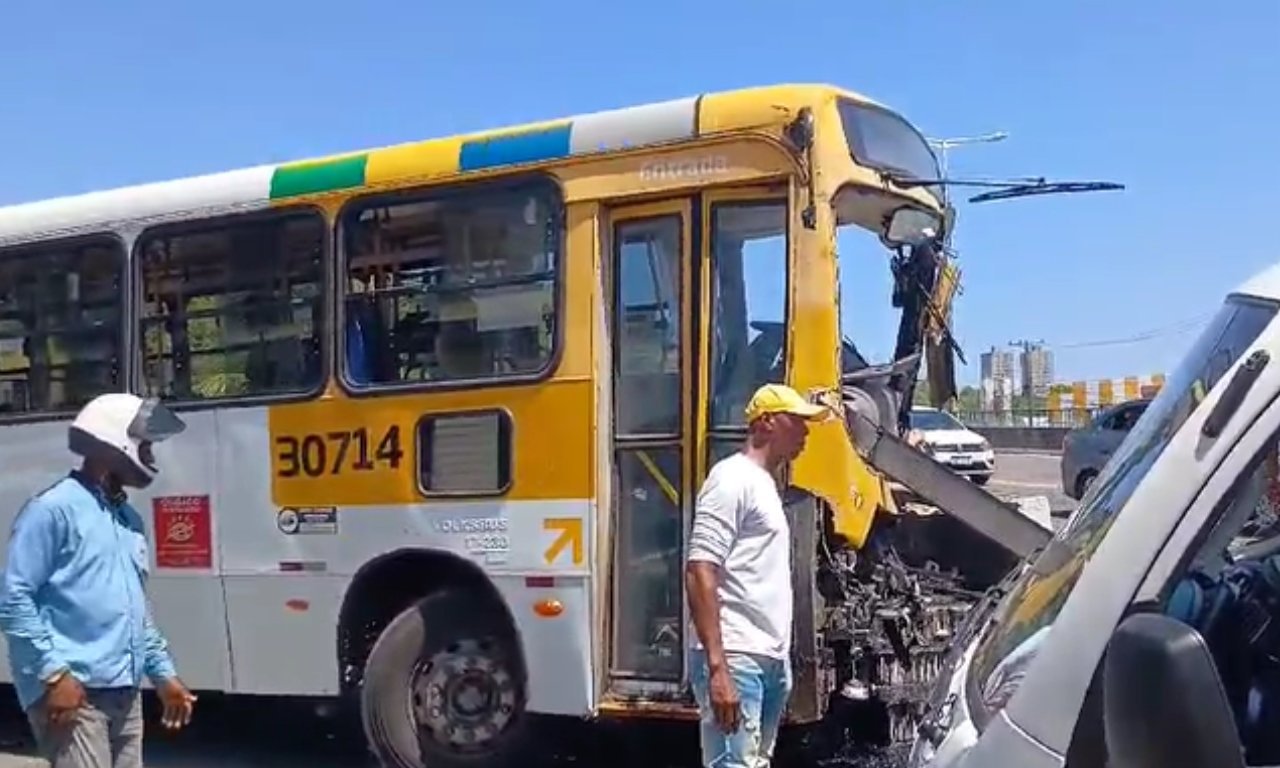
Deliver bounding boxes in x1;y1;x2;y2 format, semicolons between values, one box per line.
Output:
967;295;1277;719
0;237;124;416
139;211;326;402
1159;432;1280;763
341;180;559;388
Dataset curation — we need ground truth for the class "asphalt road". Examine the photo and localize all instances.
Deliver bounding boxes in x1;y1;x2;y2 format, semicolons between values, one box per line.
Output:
0;696;374;768
986;450;1075;517
0;450;1071;768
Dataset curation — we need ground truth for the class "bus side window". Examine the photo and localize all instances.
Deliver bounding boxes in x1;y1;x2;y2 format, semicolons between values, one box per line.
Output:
0;236;125;417
137;210;326;403
340;180;560;388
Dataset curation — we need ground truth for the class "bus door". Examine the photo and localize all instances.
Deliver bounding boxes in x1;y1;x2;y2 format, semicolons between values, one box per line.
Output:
602;188;790;704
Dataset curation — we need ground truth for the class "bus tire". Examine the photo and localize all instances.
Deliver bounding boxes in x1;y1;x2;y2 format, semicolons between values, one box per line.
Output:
361;588;529;768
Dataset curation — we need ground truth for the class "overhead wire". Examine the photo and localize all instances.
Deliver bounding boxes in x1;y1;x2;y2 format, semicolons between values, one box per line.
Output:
1052;313;1213;350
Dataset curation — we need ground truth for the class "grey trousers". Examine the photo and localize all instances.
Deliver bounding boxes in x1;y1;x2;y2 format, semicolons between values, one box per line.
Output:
26;688;143;768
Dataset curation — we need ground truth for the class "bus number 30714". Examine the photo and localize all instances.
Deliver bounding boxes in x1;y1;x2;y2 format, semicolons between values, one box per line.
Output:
274;425;404;478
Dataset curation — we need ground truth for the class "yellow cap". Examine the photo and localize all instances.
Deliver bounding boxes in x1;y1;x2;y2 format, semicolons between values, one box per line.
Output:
744;383;831;424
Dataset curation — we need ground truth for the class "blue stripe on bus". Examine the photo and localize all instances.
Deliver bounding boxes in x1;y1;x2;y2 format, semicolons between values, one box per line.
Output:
459;124;573;172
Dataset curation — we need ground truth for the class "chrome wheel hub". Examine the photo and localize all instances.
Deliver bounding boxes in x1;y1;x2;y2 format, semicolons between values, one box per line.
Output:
411;638;519;751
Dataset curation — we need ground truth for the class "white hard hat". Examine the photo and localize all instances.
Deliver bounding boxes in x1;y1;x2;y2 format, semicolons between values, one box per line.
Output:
69;393;186;486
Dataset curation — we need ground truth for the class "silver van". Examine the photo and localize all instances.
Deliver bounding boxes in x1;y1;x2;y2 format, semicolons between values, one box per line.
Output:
910;260;1280;767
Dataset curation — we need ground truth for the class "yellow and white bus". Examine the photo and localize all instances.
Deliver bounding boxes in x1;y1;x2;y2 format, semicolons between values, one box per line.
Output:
0;83;966;766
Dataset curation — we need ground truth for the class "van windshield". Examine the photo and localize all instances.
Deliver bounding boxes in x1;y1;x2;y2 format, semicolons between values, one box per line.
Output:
966;294;1277;717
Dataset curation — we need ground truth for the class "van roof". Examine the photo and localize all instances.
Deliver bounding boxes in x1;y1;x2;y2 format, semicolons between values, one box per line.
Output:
1237;261;1280;301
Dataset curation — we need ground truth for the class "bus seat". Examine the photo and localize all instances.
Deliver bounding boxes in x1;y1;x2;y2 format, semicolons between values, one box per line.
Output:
435;320;487;379
346;298;394;385
246;336;306;392
346;303;372;385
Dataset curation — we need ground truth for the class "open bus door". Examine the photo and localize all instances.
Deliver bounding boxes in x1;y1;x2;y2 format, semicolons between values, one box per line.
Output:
599;187;791;716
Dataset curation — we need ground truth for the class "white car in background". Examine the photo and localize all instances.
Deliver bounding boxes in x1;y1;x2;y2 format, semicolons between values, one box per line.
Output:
908;407;996;485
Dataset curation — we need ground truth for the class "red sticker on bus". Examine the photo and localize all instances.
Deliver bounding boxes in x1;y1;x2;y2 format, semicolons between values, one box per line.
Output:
153;495;212;569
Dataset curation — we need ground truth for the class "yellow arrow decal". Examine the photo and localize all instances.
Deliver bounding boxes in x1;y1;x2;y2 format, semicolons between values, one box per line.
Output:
543;517;584;566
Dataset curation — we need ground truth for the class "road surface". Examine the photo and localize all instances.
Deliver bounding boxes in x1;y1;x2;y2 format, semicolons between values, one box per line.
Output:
0;696;373;768
0;450;1071;768
987;450;1075;516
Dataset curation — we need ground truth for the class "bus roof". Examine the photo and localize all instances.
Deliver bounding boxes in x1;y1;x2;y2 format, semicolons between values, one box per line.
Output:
0;83;896;246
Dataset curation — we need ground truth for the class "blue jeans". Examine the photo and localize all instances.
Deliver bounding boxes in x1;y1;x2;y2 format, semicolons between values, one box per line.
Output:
688;647;793;768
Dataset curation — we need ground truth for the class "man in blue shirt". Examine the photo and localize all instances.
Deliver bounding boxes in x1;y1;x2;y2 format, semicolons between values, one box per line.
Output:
0;393;197;768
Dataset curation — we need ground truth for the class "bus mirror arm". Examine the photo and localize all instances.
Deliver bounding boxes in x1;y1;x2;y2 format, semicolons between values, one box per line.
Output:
785;107;818;230
838;400;1052;560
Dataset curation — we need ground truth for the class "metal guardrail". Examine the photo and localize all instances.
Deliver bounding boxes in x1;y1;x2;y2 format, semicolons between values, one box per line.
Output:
954;408;1104;429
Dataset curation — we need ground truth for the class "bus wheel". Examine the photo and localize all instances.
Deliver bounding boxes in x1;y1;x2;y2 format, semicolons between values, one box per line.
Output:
361;588;529;768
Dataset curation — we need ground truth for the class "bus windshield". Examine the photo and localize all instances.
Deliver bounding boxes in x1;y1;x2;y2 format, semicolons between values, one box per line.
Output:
965;294;1278;716
837;98;942;205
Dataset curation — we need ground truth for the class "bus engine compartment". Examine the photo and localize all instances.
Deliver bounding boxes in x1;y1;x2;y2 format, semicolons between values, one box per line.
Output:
801;239;1047;761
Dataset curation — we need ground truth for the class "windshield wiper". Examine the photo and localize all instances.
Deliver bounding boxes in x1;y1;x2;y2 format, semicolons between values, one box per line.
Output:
968;179;1126;203
880;172;1125;204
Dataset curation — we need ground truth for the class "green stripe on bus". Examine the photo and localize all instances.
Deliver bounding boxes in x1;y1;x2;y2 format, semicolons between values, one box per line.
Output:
270;155;368;199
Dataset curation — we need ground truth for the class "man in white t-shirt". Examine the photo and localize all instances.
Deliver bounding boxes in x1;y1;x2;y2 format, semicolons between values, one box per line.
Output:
685;382;830;768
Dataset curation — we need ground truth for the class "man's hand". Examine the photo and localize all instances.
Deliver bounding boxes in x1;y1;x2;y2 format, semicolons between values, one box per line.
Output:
708;665;741;733
156;678;197;730
45;673;86;727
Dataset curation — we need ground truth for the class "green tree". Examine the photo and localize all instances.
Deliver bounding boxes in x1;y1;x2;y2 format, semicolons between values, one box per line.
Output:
913;381;933;406
956;385;982;412
1011;393;1047;412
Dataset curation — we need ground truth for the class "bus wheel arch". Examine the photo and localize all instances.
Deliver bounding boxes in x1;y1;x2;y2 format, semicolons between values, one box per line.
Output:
338;547;525;692
338;549;532;767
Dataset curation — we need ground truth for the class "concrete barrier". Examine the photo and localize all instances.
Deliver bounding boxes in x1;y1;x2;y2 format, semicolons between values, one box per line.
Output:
978;426;1070;453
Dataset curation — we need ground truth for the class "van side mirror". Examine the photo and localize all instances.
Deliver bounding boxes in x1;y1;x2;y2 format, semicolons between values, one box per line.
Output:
1103;613;1245;768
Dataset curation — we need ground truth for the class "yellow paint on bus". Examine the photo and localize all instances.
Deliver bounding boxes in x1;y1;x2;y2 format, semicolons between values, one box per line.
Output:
269;378;595;506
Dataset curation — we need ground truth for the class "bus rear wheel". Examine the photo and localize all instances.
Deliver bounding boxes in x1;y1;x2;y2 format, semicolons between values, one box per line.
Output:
361;588;529;768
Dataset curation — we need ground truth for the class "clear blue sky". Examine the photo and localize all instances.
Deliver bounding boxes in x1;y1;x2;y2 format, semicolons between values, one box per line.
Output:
2;1;1276;385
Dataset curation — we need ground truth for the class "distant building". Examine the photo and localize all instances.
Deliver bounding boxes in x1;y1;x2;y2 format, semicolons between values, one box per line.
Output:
980;346;1015;383
1019;344;1054;398
980;346;1015;410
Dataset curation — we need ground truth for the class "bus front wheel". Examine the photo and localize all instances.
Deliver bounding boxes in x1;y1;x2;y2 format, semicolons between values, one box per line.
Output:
361;588;529;768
